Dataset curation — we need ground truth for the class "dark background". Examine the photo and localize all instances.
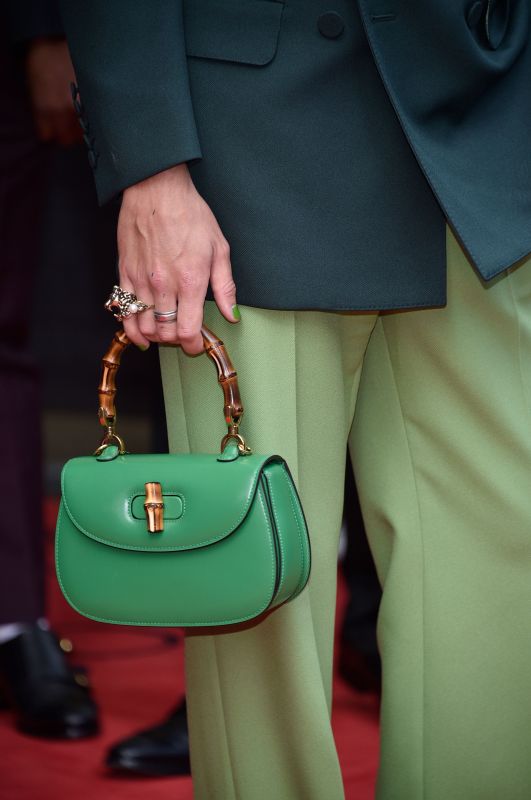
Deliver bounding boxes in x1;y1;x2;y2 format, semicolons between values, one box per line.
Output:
33;144;167;490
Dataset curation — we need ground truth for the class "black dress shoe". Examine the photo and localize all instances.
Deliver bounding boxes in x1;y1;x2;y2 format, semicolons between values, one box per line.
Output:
338;642;382;695
0;623;99;739
106;700;190;777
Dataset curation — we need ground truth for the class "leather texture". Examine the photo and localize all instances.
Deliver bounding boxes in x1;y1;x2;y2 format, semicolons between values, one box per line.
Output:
55;444;311;627
105;700;190;776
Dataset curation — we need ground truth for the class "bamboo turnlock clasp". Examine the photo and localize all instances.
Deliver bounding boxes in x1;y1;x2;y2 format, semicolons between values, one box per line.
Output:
144;482;164;533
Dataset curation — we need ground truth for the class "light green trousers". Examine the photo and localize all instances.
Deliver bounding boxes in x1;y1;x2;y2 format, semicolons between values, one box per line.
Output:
159;227;531;800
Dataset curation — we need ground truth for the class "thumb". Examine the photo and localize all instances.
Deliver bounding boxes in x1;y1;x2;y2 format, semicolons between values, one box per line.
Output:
210;245;240;323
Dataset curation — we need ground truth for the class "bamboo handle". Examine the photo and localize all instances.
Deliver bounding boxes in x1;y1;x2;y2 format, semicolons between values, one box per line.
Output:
96;327;249;454
98;329;129;431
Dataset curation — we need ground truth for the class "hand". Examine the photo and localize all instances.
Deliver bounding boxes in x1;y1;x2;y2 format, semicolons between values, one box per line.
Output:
117;163;239;354
25;38;81;146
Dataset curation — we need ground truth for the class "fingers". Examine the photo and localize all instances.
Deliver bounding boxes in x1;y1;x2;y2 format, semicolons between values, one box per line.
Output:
210;240;239;323
115;170;235;355
153;269;205;354
136;306;158;341
152;295;179;347
122;313;151;350
174;292;204;354
120;250;233;354
133;284;158;342
119;275;151;349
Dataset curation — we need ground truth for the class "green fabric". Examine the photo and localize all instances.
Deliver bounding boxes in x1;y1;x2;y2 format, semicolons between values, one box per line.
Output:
159;227;531;799
357;0;531;280
55;444;310;626
351;227;531;800
59;0;531;309
58;0;202;200
59;0;446;312
159;301;377;800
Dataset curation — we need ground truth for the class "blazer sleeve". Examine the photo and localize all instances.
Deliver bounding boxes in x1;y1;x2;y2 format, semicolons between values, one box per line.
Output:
58;0;202;204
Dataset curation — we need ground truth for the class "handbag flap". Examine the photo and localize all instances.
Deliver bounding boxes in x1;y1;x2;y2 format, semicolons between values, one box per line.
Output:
61;451;277;552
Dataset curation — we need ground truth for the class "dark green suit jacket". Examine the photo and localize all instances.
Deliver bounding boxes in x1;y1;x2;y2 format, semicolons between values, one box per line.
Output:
59;0;531;311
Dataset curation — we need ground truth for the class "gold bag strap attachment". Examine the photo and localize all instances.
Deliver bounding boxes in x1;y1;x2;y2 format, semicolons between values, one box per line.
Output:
95;327;251;456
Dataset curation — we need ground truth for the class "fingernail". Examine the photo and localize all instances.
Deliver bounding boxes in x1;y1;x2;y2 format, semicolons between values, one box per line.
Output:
137;343;150;351
232;304;241;321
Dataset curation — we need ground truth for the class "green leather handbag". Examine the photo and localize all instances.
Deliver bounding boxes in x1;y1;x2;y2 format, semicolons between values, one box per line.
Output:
55;328;311;627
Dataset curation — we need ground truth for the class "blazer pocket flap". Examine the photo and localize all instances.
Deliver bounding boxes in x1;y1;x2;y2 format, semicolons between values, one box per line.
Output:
184;0;284;66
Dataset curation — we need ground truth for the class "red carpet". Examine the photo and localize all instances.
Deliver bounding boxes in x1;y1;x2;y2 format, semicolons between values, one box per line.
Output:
1;501;379;800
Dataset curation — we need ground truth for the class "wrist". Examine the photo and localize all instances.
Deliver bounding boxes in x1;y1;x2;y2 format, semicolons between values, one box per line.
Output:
124;163;192;199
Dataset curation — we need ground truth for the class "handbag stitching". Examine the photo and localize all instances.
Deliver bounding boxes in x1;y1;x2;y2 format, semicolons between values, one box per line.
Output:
280;467;308;597
263;469;287;592
55;492;279;626
282;461;311;597
282;461;311;576
259;475;282;598
60;456;273;552
263;465;309;603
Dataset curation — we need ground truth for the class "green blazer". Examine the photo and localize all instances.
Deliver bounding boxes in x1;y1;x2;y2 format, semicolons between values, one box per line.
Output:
59;0;531;311
358;0;531;282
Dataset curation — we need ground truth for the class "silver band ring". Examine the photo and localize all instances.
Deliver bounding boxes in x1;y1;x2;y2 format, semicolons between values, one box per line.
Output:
154;309;178;323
